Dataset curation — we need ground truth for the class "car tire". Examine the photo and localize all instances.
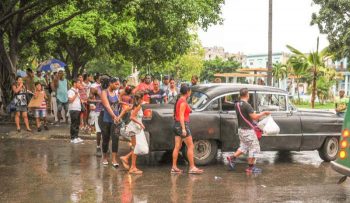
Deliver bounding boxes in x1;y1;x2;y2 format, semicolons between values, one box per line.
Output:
181;139;218;166
318;137;339;162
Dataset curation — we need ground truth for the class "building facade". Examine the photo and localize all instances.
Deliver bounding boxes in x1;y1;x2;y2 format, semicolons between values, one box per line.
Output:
243;52;290;68
204;46;246;64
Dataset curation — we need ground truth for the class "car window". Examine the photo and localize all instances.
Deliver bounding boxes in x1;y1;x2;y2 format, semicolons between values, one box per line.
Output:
186;91;210;110
257;93;287;112
205;98;220;111
219;93;255;112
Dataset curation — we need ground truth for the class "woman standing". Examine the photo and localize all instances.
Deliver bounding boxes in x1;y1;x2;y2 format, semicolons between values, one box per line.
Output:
12;76;32;132
167;79;178;103
99;77;123;167
120;92;144;174
172;85;203;174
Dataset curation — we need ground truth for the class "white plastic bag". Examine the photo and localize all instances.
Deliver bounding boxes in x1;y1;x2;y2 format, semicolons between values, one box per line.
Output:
134;130;149;155
258;116;280;135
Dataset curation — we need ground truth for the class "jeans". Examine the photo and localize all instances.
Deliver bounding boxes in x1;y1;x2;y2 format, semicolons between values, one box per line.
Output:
99;111;120;153
70;110;81;139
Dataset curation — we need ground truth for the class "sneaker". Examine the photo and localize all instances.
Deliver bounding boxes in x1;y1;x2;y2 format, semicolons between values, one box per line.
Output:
70;139;75;143
245;166;262;173
76;137;84;143
44;125;49;130
96;147;102;157
37;127;42;132
226;156;236;170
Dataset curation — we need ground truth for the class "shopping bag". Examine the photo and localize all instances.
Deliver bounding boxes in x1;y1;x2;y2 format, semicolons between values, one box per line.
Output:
259;116;280;135
134;130;149;155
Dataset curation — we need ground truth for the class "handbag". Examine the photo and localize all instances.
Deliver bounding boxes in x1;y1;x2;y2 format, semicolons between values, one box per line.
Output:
236;102;263;140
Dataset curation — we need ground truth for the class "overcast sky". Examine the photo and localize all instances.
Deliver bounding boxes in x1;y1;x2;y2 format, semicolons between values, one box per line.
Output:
198;0;328;55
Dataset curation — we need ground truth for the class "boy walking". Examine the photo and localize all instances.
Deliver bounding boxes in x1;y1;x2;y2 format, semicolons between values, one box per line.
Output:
68;79;83;144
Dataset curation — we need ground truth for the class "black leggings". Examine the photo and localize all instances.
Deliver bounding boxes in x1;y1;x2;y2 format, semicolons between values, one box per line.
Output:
99;111;120;153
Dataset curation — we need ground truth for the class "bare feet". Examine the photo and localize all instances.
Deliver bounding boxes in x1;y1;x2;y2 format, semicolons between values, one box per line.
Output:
120;156;130;170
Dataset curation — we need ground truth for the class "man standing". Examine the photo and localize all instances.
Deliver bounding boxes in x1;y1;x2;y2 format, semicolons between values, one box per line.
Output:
227;88;270;173
335;90;349;117
161;75;170;97
54;69;69;124
68;79;83;144
23;68;36;94
134;74;153;103
149;79;167;104
191;75;199;86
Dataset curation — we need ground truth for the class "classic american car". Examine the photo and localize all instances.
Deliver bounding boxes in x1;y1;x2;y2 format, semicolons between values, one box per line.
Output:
142;84;343;165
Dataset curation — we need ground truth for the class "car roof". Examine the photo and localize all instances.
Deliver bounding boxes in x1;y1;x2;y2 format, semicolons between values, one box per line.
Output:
191;83;287;99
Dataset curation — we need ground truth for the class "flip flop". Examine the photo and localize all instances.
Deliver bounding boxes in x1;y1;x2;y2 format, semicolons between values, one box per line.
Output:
171;168;183;174
120;157;130;170
188;167;203;174
112;163;119;168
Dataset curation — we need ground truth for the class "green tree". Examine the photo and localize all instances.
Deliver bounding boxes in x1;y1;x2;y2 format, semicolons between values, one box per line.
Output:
287;55;309;104
272;62;287;88
287;43;332;108
311;0;350;59
0;0;92;104
201;57;241;82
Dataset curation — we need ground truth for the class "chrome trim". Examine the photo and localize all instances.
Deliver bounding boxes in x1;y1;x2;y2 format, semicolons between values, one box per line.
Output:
303;133;341;136
331;161;350;176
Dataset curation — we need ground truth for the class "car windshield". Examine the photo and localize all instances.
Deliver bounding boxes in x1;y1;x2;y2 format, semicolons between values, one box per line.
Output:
168;91;209;110
188;91;209;110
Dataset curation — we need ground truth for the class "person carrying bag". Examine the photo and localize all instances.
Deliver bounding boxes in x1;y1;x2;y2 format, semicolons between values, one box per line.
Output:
226;88;270;174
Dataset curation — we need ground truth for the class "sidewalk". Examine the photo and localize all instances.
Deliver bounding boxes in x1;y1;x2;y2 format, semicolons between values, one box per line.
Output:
0;113;97;140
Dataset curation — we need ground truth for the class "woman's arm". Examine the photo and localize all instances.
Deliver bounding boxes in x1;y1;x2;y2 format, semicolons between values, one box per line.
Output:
12;84;22;94
179;102;186;136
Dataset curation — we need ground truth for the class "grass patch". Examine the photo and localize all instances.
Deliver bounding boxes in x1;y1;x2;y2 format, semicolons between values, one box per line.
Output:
295;102;334;109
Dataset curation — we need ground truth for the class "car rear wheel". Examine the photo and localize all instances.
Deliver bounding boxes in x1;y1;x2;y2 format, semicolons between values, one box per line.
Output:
181;139;218;166
318;137;339;162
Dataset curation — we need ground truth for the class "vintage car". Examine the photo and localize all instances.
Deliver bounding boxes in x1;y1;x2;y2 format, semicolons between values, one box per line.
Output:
142;84;343;165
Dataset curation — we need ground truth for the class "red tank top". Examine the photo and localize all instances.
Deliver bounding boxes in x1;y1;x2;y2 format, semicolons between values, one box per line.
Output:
175;97;191;122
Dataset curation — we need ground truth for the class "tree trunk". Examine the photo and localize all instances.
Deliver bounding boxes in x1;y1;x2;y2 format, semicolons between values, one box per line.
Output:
267;0;273;86
311;69;317;109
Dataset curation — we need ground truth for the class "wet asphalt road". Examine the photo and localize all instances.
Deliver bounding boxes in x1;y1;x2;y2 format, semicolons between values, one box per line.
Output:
0;139;350;203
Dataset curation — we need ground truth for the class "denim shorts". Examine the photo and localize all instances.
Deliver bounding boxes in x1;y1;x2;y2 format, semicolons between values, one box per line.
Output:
173;121;191;137
34;109;47;118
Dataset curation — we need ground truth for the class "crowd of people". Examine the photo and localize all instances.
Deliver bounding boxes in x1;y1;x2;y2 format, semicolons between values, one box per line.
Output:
10;68;202;174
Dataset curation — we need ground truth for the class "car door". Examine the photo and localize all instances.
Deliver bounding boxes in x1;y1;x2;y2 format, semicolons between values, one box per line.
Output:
256;92;303;151
219;92;255;151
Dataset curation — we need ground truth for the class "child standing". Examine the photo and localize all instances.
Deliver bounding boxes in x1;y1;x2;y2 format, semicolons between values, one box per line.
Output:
34;82;48;132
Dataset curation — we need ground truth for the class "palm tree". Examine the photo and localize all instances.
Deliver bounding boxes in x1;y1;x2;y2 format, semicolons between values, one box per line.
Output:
287;55;309;104
287;43;332;108
272;62;287;88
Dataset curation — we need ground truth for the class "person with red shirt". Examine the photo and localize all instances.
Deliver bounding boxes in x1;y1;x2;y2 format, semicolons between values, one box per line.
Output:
134;74;153;103
171;84;203;174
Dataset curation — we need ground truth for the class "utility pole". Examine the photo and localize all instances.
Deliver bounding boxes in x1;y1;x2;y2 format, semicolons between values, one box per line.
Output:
267;0;273;86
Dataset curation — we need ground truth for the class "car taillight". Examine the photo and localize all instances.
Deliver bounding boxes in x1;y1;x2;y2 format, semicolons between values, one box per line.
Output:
341;140;348;149
143;109;152;120
339;150;347;159
342;129;349;138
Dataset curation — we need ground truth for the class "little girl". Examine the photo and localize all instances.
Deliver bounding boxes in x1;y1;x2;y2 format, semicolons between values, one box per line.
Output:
33;82;48;131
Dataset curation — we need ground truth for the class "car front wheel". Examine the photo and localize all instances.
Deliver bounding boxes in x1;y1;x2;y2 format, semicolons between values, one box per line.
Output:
318;137;339;162
181;139;218;166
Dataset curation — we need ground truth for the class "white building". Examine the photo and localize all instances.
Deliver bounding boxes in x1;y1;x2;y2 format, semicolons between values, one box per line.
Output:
243;52;290;68
204;46;246;64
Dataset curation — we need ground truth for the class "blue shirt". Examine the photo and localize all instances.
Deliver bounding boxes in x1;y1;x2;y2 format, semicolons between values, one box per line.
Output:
103;90;119;123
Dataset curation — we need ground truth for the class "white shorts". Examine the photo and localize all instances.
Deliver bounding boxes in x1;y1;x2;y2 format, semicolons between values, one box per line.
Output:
238;129;260;158
89;111;101;133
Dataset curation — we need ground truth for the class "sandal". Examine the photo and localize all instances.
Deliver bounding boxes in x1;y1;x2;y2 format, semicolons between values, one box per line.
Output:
112;163;119;168
120;157;130;170
17;129;21;133
26;129;32;132
102;160;109;165
188;167;203;174
171;168;183;174
129;169;143;174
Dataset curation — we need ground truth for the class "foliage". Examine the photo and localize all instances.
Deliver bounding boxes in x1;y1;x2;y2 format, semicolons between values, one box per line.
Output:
311;0;350;59
272;62;287;87
200;57;241;82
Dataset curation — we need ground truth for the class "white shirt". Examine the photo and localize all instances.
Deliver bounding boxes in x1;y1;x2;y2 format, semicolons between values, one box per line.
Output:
68;88;81;111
